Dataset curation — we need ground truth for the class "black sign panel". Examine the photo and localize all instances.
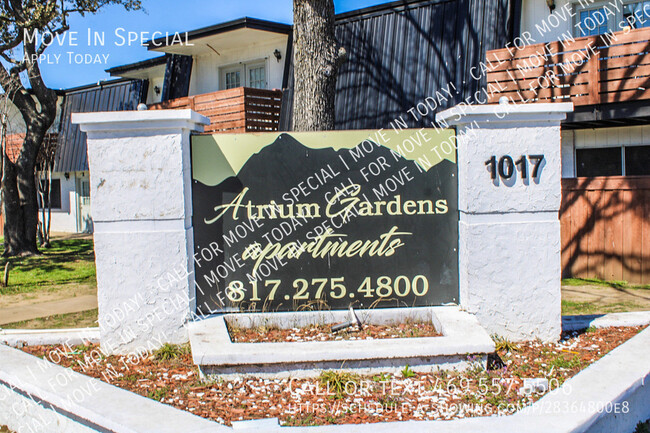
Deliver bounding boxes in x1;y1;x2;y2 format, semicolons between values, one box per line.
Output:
191;131;458;313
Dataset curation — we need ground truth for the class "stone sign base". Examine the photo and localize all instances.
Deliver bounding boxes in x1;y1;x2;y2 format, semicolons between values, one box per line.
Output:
72;103;573;355
189;306;494;379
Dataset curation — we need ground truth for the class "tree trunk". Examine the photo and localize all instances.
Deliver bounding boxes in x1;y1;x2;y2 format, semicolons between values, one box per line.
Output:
3;127;44;256
292;0;345;131
45;168;52;247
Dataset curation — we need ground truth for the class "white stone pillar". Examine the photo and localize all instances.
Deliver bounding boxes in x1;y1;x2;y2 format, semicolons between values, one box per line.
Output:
437;102;573;342
73;110;209;354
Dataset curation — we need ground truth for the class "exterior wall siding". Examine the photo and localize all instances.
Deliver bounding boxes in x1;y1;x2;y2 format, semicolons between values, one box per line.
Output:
520;0;573;42
332;0;513;130
55;79;146;173
187;36;288;96
38;172;82;234
561;125;650;178
281;0;514;131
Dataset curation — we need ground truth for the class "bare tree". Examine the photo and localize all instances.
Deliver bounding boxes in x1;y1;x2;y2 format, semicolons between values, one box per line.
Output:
292;0;346;131
0;0;141;256
36;133;57;247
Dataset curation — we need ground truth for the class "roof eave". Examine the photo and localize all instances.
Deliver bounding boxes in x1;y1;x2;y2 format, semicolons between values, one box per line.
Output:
145;17;292;51
105;55;168;76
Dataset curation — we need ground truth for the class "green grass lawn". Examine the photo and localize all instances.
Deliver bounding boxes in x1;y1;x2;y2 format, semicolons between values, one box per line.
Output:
562;277;650;291
561;300;647;316
0;238;96;295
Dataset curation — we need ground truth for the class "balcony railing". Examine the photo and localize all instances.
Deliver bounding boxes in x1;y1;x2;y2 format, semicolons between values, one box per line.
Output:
485;27;650;106
149;87;282;134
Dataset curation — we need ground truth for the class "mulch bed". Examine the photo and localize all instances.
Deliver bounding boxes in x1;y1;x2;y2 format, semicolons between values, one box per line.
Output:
21;326;646;427
228;322;442;343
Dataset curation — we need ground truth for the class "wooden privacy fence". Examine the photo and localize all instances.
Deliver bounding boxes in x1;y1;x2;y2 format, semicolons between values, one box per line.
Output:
485;27;650;106
149;87;282;134
561;176;650;284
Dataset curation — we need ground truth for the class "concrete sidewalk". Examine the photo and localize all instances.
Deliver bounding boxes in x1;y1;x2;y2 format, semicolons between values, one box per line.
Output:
0;295;97;326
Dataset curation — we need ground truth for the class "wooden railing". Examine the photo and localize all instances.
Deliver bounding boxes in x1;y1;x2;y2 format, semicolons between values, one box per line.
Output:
561;176;650;284
149;87;282;134
485;27;650;106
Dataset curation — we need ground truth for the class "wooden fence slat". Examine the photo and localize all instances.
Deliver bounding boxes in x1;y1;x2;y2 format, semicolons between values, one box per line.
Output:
639;188;650;284
561;177;650;284
149;87;281;135
624;189;643;282
486;26;650;107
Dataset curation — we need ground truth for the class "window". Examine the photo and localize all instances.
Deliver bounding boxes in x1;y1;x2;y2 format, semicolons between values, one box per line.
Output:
224;69;242;90
623;1;650;28
573;1;650;37
576;148;622;177
577;7;610;36
576;145;650;177
219;61;267;90
38;178;62;209
248;65;266;89
625;145;650;175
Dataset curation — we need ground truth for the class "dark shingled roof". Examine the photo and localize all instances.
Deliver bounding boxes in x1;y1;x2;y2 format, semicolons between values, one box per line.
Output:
55;79;147;173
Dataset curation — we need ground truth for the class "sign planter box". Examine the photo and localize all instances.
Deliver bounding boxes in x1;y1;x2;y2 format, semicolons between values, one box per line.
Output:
189;306;494;378
191;130;459;314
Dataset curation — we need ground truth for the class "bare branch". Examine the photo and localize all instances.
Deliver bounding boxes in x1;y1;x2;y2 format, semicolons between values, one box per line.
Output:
35;24;69;56
0;53;22;66
0;33;21;53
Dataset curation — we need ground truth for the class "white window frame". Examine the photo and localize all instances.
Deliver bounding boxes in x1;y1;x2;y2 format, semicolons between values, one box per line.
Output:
572;0;650;37
219;59;268;91
220;65;244;90
246;62;267;89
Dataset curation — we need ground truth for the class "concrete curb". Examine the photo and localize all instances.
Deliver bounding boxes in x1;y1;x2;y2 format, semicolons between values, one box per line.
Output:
190;307;494;378
0;327;100;347
562;311;650;332
0;344;228;433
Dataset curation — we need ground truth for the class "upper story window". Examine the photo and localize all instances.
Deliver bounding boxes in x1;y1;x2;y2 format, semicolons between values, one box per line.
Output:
220;61;267;91
574;0;650;37
224;69;242;89
248;64;266;89
623;1;650;28
577;7;609;36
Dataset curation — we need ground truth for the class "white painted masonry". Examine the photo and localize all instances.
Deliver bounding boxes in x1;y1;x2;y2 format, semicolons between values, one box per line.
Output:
437;102;574;342
0;327;99;348
73;109;209;355
74;104;573;351
0;344;228;433
191;307;494;378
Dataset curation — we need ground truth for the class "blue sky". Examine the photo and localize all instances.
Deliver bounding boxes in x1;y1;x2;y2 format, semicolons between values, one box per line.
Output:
35;0;387;89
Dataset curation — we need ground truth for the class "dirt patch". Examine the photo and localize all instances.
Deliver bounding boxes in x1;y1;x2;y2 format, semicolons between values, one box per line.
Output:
0;283;96;310
50;232;93;241
229;322;441;343
562;284;650;315
2;308;98;329
21;326;646;427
